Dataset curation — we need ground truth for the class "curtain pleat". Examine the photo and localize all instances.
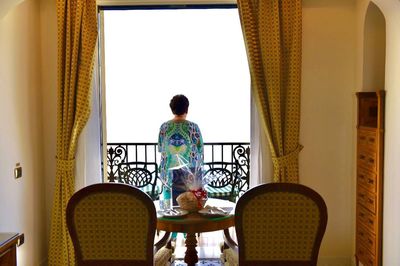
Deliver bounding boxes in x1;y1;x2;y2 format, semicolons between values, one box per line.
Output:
48;0;97;265
238;0;302;182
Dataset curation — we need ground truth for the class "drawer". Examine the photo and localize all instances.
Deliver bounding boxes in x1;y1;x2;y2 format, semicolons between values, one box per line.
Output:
357;186;376;214
357;168;377;193
356;223;376;255
358;129;378;151
356;241;375;266
357;149;377;173
357;205;376;234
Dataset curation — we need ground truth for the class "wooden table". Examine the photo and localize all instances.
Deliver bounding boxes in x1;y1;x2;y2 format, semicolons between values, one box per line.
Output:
156;198;235;266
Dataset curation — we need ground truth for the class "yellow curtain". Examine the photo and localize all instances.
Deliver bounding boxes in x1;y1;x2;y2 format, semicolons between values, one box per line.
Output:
238;0;302;182
48;0;97;265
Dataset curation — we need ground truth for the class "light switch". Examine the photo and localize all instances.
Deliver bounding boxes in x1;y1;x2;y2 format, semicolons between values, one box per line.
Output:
14;163;22;179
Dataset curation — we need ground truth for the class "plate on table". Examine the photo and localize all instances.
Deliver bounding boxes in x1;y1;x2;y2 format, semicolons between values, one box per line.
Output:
198;207;233;217
157;208;188;218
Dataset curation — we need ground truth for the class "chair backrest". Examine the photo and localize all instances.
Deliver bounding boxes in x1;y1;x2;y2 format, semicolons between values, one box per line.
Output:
117;161;159;200
235;183;328;266
66;183;156;266
204;162;240;202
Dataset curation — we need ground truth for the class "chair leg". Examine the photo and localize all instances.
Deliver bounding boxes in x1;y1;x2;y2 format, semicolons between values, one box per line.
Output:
155;231;171;251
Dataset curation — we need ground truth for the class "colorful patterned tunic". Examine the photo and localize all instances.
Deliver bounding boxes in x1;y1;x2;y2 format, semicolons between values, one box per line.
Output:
158;120;204;181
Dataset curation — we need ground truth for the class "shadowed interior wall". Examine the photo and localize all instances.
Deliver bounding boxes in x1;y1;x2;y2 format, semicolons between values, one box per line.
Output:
0;0;46;265
39;0;57;260
301;1;356;265
362;2;386;92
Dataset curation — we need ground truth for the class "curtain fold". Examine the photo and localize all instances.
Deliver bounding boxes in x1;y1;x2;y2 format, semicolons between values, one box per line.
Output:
238;0;303;183
48;0;97;265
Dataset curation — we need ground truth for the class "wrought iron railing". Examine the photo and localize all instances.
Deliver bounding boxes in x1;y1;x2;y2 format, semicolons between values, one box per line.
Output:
106;142;250;195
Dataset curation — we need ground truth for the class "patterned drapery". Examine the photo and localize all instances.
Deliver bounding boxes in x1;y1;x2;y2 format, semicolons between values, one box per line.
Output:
48;0;97;265
238;0;303;182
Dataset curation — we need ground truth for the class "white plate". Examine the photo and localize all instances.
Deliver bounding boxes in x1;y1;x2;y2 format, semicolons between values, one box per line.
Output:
198;207;233;217
158;209;188;218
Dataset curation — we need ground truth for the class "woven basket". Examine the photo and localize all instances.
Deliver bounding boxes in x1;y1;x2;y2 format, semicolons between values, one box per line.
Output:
177;192;206;212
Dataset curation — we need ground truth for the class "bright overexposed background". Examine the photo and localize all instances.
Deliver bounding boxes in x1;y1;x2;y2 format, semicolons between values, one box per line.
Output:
103;8;250;143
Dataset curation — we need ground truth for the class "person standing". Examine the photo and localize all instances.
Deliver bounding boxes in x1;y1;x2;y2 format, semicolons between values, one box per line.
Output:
158;94;204;206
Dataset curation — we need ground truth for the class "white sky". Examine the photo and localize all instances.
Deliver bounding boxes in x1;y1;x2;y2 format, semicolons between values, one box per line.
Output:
103;8;250;143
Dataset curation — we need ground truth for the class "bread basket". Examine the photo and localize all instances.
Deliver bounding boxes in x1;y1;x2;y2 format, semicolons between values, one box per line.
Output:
177;191;207;212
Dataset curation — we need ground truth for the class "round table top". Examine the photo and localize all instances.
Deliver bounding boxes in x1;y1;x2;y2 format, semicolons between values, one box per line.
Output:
155;198;235;233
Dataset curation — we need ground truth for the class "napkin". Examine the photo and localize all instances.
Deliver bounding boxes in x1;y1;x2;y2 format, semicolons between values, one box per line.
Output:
203;205;230;215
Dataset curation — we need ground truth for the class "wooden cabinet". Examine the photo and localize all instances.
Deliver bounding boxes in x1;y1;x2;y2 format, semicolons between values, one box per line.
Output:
355;91;384;266
0;233;24;266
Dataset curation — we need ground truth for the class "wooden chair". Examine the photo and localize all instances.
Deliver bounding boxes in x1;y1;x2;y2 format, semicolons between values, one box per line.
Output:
223;183;328;266
203;162;241;202
117;161;160;200
66;183;172;266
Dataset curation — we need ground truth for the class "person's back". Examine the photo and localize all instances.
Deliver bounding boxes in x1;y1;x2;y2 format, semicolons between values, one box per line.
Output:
158;119;203;173
158;94;204;207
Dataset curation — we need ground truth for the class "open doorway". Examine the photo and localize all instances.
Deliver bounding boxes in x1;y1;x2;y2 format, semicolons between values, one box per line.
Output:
97;5;250;260
99;5;251;191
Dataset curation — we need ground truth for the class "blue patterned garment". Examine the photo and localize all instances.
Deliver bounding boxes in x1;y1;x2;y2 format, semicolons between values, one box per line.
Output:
158;120;204;181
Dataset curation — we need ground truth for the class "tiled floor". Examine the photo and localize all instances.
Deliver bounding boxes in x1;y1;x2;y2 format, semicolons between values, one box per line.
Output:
173;259;222;266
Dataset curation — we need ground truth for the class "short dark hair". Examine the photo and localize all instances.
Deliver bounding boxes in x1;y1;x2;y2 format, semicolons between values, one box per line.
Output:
170;94;189;115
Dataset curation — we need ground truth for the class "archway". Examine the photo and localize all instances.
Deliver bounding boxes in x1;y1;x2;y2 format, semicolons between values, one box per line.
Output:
362;2;386;92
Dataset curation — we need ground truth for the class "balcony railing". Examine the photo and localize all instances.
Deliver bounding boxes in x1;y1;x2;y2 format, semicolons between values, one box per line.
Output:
106;142;250;197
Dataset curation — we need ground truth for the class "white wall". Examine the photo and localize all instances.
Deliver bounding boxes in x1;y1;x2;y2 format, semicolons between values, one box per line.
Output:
301;1;356;265
0;0;25;19
0;0;47;265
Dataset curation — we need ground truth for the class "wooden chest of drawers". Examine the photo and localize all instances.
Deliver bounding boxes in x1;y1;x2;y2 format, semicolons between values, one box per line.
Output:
355;91;384;266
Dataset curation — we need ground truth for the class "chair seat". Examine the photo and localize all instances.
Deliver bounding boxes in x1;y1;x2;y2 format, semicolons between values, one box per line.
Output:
205;185;238;198
154;246;173;266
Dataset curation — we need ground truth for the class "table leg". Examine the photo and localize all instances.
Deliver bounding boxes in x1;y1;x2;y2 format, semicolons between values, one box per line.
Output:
184;232;198;266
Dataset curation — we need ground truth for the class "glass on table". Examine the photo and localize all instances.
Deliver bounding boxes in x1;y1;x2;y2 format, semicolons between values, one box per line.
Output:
159;187;172;211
